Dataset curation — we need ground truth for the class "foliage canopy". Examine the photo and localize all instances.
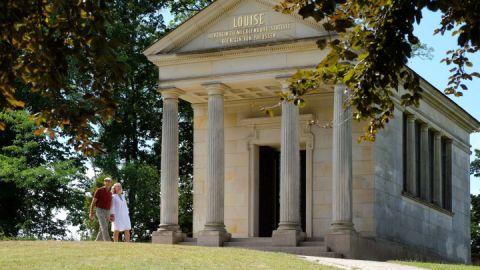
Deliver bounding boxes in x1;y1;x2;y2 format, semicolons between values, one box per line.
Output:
0;110;86;239
0;0;132;153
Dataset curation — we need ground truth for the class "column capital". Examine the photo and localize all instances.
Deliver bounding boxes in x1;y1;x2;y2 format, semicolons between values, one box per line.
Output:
420;122;429;131
159;87;185;99
275;75;292;92
434;130;443;139
202;82;230;95
406;113;416;122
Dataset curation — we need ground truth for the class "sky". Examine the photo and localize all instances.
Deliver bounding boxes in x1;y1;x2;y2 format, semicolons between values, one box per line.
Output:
407;11;480;194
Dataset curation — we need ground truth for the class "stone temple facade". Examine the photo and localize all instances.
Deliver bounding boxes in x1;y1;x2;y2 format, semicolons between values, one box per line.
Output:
144;0;479;263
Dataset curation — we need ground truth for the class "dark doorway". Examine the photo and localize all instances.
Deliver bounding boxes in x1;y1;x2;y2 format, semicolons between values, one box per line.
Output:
258;146;306;237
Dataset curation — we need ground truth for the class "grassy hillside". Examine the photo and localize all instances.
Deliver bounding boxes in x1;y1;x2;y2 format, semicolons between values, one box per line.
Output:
0;241;338;270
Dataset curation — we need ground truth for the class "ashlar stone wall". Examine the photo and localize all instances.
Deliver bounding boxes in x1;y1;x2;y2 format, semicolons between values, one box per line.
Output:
374;102;471;263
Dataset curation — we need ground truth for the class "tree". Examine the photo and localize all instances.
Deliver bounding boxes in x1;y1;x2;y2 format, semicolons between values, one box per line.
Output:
0;0;132;153
471;149;480;254
472;194;480;254
119;163;160;241
276;0;479;140
0;110;87;239
166;0;213;26
89;0;206;240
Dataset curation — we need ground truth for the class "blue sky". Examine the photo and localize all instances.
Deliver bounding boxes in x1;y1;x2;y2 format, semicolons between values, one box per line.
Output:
161;9;480;194
408;11;480;194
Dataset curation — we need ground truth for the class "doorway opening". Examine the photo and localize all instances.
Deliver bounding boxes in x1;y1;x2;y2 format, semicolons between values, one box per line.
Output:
258;146;306;237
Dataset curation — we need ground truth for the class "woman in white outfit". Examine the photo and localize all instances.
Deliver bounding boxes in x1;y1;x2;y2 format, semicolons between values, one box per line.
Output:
110;183;132;242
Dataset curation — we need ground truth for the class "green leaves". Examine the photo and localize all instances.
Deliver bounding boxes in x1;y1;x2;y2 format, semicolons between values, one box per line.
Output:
0;0;129;154
0;110;87;239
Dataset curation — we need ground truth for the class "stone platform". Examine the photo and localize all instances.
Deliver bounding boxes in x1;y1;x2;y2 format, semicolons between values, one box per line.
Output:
177;237;342;258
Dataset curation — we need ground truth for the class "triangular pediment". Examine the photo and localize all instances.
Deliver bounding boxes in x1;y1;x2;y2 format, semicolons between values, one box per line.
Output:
144;0;327;56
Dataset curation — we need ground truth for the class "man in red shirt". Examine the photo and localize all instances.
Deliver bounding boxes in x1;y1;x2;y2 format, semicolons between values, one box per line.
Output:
89;177;115;241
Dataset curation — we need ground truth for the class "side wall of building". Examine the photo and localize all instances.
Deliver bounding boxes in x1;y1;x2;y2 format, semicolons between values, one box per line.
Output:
374;100;471;263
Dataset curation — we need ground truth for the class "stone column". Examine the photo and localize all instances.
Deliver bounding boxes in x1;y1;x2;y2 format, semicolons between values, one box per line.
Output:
406;114;417;196
433;131;443;206
198;83;231;247
326;83;357;258
152;88;185;244
420;123;431;201
272;79;305;246
330;83;355;232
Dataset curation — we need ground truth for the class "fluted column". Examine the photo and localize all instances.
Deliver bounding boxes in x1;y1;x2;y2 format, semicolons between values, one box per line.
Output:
420;123;431;201
198;83;230;246
330;83;355;232
406;114;417;196
279;82;301;231
433;131;443;206
152;88;185;244
272;78;305;246
205;84;226;230
160;90;181;229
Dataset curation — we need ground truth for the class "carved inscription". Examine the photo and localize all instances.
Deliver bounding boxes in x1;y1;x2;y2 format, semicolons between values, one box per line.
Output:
207;12;293;45
233;13;265;28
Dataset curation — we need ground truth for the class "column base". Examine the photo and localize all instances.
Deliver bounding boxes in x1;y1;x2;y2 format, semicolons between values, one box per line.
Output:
152;228;186;245
330;221;355;233
326;229;358;258
197;230;231;247
272;229;305;247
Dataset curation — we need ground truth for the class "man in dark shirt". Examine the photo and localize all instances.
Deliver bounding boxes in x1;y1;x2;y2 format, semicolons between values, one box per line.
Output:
89;177;114;241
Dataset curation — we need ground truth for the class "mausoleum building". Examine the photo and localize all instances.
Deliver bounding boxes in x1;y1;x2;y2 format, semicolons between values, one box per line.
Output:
144;0;479;263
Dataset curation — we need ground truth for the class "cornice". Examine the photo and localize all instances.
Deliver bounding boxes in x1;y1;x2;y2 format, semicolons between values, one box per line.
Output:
149;39;324;66
418;79;479;134
144;0;235;56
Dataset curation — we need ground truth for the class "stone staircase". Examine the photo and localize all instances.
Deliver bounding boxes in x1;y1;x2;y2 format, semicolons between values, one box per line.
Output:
178;237;342;258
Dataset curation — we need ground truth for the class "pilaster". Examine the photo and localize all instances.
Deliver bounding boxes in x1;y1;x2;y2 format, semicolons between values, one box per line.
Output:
420;123;431;201
406;114;417;196
433;131;443;206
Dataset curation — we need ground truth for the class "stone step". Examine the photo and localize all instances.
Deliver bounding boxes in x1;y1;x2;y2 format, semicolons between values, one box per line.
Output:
177;241;197;246
228;237;272;243
298;241;325;247
175;237;340;258
183;237;197;242
305;237;325;241
177;238;197;246
224;240;272;247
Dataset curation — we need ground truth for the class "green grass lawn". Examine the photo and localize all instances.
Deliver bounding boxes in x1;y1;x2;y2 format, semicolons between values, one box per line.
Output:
392;261;480;270
0;241;338;270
